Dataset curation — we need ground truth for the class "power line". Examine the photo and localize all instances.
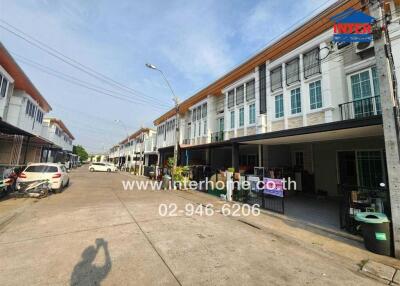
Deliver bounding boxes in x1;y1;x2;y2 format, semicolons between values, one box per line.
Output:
11;53;171;109
14;56;170;110
0;19;172;106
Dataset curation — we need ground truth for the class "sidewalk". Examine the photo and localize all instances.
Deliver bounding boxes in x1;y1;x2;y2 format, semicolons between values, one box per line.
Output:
172;188;400;283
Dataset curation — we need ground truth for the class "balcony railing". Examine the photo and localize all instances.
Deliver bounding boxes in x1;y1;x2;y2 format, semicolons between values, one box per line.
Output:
211;131;224;143
339;96;381;120
182;138;191;145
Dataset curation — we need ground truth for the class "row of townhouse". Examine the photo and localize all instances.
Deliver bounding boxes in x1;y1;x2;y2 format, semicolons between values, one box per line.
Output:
108;128;157;175
0;42;75;170
107;0;400;246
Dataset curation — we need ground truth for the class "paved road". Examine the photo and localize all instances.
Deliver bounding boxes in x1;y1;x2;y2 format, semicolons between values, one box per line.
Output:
0;168;381;285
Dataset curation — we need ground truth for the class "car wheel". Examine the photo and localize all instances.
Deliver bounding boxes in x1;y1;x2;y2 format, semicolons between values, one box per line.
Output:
107;169;111;172
90;168;94;172
65;179;70;187
54;185;63;194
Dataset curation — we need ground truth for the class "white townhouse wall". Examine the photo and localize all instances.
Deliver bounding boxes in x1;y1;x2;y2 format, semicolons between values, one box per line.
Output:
152;0;400;150
222;71;259;140
5;89;46;136
184;98;209;145
155;115;177;149
144;129;157;153
42;118;74;151
0;64;14;119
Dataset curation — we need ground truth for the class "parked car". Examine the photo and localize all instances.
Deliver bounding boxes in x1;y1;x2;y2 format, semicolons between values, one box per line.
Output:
89;162;117;172
16;163;70;192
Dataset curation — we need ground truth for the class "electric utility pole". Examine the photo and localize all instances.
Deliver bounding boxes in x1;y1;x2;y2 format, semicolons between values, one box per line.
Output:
370;0;400;257
173;96;180;168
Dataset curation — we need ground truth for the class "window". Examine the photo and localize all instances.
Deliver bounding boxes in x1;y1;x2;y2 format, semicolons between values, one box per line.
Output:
227;90;234;108
239;107;244;127
291;88;301;114
259;63;267;114
275;95;284;118
357;151;384;188
286;58;300;85
204;120;207;135
270;66;282;91
36;110;44;123
0;76;8;97
198;121;201;136
191;109;196;121
196;106;201;120
350;68;381;118
309;80;322;109
25;165;58;173
230;110;235;129
26;100;30;115
218;117;224;132
249;103;255;124
246;79;255;101
303;48;320;78
202;103;207;118
236;85;244;105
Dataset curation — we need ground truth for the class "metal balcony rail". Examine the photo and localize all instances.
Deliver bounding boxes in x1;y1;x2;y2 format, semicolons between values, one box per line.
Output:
339;96;381;120
211;131;224;143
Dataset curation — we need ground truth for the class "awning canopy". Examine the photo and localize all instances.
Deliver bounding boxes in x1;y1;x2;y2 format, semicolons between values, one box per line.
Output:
181;116;383;149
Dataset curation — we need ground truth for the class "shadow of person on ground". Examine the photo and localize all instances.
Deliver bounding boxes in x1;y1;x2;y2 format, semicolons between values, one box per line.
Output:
70;238;112;286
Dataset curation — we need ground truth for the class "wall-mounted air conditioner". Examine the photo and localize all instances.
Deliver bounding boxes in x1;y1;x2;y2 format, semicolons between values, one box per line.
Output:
355;41;374;54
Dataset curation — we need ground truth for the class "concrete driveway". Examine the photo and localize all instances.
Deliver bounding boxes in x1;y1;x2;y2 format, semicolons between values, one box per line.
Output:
0;168;383;285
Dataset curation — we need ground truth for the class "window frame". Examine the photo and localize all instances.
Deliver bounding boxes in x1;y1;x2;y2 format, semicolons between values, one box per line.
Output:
309;80;322;110
239;107;244;127
286;58;300;85
246;79;255;101
249;103;256;125
290;88;302;114
227;90;235;109
270;66;283;92
275;94;284;118
236;84;244;105
303;48;321;79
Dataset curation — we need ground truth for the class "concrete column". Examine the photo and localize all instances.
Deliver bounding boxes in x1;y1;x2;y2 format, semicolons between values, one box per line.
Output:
371;1;400;257
231;143;239;171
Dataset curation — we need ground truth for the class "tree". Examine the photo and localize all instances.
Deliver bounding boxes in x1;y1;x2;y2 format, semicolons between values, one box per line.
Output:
73;145;89;162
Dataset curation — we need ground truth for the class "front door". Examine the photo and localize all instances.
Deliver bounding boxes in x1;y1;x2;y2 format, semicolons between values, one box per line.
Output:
338;151;357;186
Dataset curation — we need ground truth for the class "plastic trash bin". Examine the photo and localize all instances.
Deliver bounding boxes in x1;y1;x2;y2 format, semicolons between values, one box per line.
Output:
355;212;392;256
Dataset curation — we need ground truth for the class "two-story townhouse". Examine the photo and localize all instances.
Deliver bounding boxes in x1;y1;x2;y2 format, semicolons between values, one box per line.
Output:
0;42;54;166
155;115;178;167
41;118;75;163
109;128;155;174
152;0;400;233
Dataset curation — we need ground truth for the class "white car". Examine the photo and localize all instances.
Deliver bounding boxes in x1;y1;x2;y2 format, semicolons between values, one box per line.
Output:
17;163;70;191
89;163;117;172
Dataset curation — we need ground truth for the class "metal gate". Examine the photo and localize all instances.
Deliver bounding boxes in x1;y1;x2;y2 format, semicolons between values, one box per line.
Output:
234;175;284;214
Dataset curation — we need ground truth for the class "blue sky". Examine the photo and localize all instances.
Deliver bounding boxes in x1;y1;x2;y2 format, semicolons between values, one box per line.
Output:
0;0;335;153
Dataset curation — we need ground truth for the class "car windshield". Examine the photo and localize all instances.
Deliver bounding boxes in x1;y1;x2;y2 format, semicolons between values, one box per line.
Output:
25;165;58;173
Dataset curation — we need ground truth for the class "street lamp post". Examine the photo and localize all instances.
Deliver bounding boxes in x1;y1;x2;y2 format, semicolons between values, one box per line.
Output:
146;63;179;168
114;119;130;169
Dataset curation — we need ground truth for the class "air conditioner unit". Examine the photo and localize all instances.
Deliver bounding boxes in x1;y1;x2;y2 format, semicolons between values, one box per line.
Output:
355;41;374;54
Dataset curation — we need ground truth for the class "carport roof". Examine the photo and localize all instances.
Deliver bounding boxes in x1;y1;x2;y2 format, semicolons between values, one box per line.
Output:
180;116;383;149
